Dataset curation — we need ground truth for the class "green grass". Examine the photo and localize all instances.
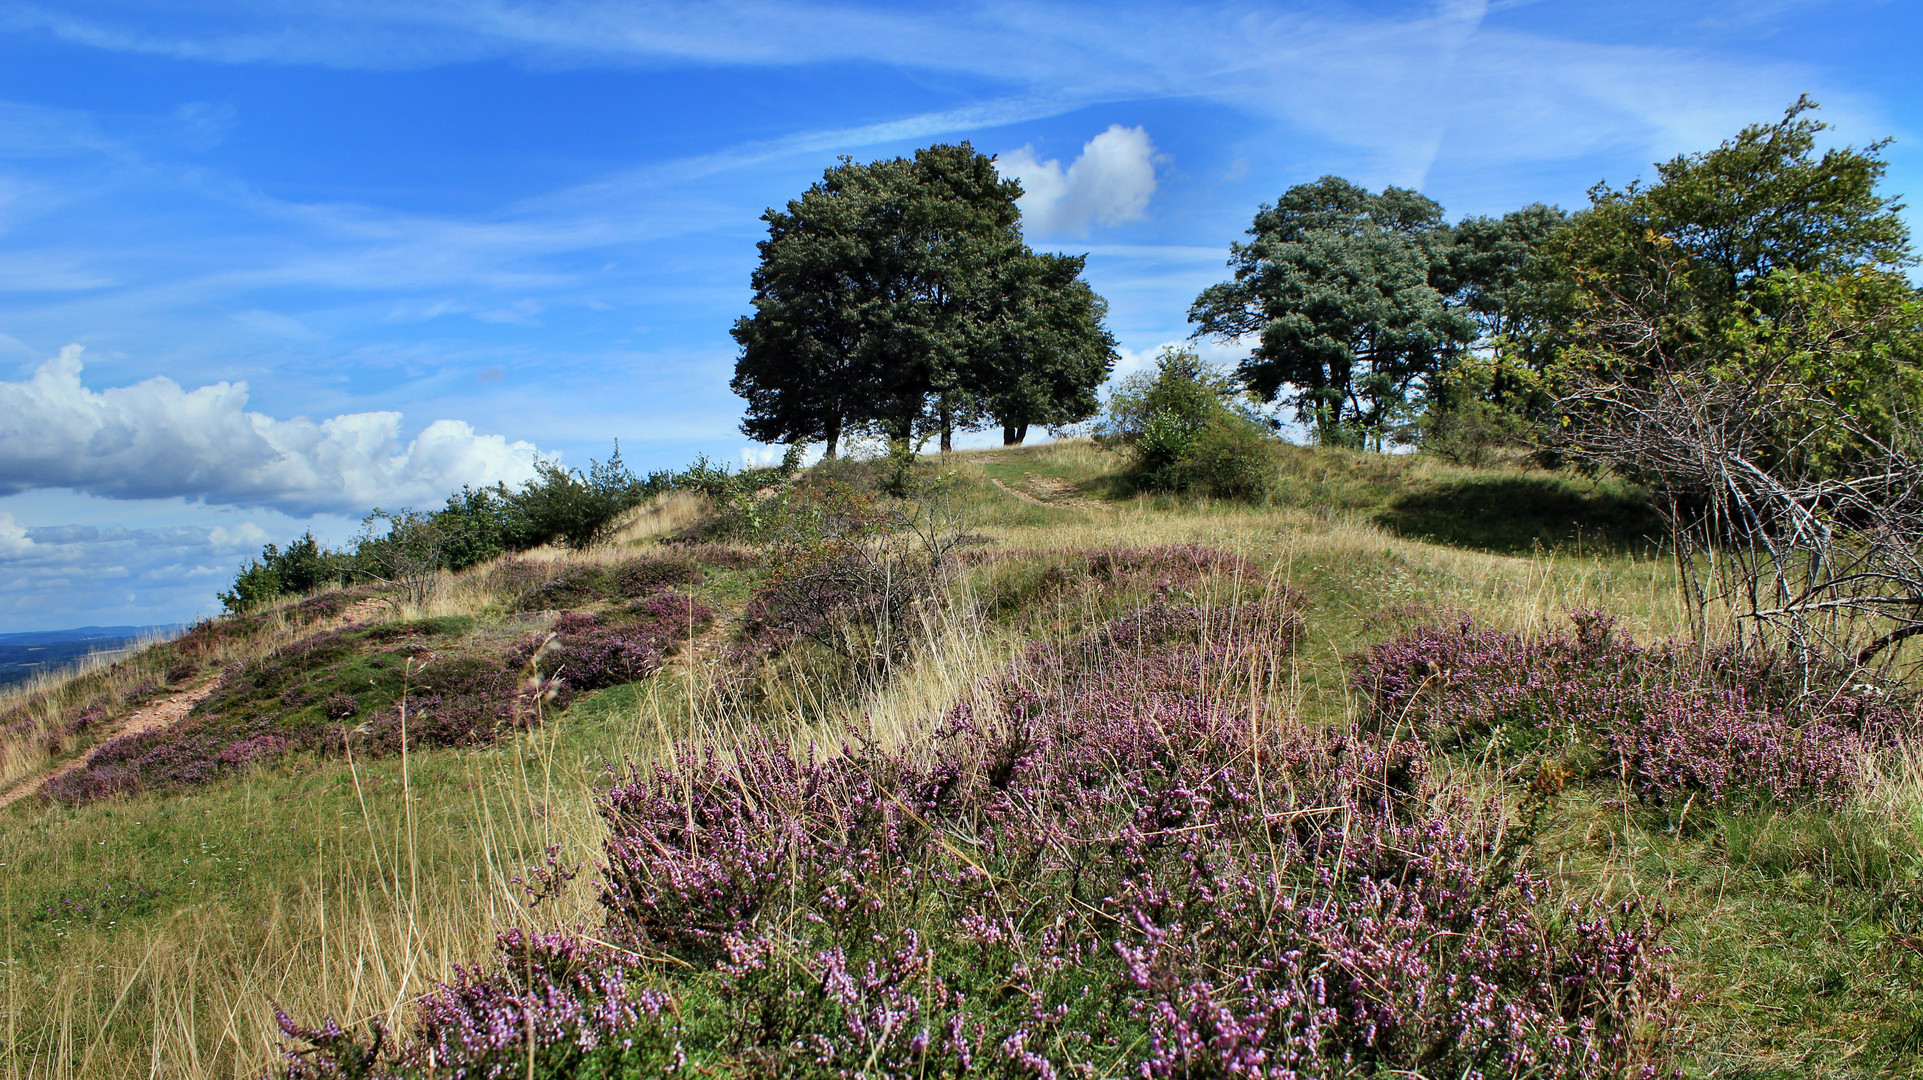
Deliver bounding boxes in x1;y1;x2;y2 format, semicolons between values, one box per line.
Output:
6;440;1914;1077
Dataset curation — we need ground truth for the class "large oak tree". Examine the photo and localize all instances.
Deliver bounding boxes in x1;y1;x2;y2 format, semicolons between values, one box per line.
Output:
732;144;1114;454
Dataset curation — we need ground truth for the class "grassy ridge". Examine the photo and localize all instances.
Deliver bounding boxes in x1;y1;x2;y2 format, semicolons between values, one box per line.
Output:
5;442;1916;1076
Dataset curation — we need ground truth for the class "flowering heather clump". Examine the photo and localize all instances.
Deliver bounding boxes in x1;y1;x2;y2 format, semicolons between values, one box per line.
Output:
1353;613;1909;808
515;565;615;611
277;930;683;1080
276;591;1674;1079
40;617;550;804
545;593;714;693
1083;542;1256;587
216;733;290;766
609;553;703;597
591;663;1667;1075
978;544;1268;628
292;592;352;621
62;703;108;737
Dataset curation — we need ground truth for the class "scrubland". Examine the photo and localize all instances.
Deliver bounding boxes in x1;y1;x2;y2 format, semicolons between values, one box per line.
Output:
4;441;1919;1078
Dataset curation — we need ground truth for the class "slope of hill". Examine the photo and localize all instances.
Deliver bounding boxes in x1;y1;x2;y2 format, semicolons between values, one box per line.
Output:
0;626;182;689
1;442;1915;1079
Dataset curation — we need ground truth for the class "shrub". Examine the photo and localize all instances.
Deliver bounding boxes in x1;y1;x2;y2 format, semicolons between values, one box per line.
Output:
542;594;716;693
1097;346;1246;446
1099;348;1277;501
278;597;1674;1079
1421;396;1531;468
609;553;702;597
1170;412;1278;499
1352;612;1910;809
514;565;613;611
219;532;354;613
275;930;682;1080
735;471;971;684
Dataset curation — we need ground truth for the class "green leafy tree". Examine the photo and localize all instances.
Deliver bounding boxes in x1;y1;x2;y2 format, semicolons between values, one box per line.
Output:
971;251;1117;445
1412;204;1573;461
1444;205;1569;341
1189;176;1473;448
730;160;882;458
732;144;1114;454
1539;96;1910;388
1724;267;1923;478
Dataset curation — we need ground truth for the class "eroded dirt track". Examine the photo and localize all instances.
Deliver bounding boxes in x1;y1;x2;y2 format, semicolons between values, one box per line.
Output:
990;475;1106;511
0;680;218;809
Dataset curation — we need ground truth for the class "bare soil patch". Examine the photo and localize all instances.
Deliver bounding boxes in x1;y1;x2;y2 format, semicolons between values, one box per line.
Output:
0;679;218;808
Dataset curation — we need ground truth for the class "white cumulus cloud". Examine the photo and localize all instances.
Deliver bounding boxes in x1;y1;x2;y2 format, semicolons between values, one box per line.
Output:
0;345;546;516
998;124;1157;238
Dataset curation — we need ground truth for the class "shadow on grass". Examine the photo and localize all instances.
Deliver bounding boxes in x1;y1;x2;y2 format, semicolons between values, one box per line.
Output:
1378;473;1664;555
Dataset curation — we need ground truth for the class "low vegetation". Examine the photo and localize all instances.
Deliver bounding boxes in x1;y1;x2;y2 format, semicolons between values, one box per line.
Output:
6;439;1921;1078
8;99;1923;1079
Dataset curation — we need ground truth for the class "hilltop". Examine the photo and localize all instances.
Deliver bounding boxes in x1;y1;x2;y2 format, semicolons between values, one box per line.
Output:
1;441;1917;1078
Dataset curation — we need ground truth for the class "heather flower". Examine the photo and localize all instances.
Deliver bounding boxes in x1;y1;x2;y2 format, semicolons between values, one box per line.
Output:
1352;613;1908;808
279;598;1676;1079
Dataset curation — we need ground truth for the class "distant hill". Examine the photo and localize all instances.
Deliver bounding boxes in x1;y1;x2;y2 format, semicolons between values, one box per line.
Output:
0;625;183;688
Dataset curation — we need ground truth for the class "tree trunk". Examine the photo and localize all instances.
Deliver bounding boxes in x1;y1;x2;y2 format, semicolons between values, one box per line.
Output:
824;417;841;460
1002;422;1028;446
939;399;953;453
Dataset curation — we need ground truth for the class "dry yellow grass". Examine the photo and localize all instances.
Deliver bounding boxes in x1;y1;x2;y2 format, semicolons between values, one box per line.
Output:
0;448;1705;1079
0;612;308;794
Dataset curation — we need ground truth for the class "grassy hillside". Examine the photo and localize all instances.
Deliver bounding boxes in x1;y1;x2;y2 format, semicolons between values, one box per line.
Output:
3;441;1917;1078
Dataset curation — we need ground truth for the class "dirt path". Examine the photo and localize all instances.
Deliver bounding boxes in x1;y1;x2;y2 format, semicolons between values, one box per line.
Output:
0;679;218;809
991;475;1106;512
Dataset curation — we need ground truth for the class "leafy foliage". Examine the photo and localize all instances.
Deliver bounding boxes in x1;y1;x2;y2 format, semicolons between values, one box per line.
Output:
731;143;1115;454
1540;96;1914;450
219;533;355;613
223;448;788;613
1100;347;1278;500
1190;176;1475;447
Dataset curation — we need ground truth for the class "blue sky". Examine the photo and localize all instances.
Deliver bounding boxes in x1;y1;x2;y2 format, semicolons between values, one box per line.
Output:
0;0;1916;632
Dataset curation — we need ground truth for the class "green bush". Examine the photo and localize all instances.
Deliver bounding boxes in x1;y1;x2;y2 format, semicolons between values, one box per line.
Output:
1173;413;1278;500
1100;347;1277;502
1420;397;1531;468
217;532;353;612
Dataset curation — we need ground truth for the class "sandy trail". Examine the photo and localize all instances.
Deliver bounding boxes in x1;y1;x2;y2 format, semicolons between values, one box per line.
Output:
0;594;395;811
991;476;1105;512
0;679;219;809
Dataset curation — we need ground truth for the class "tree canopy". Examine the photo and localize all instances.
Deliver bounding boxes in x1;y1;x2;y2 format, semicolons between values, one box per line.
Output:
1188;176;1475;447
1535;96;1911;382
731;144;1115;454
1538;97;1919;483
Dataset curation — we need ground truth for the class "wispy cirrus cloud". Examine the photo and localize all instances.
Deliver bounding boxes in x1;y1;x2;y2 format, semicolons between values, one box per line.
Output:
1;1;1859;174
